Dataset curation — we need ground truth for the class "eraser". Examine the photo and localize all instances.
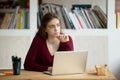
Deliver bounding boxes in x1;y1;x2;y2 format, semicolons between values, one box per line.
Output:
3;71;13;75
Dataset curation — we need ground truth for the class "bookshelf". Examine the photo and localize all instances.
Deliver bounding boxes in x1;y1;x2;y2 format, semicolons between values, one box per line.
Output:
0;0;37;37
41;4;106;29
0;8;31;36
41;0;107;34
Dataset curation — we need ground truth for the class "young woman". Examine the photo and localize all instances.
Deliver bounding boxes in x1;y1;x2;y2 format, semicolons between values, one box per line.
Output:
24;13;74;72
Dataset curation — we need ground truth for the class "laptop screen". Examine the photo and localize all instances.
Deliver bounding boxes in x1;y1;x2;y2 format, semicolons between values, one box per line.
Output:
51;51;88;75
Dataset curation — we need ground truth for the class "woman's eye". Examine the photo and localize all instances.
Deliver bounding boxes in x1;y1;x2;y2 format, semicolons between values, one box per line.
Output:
57;24;60;27
49;26;54;29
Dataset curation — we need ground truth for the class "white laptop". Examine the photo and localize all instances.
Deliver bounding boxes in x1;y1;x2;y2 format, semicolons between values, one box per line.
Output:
43;51;88;75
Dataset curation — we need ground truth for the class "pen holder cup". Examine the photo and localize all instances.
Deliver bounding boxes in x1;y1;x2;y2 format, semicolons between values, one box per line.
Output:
12;60;21;75
95;64;107;76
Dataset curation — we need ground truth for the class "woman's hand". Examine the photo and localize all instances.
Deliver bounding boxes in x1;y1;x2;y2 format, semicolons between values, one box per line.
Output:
57;34;69;42
48;67;52;72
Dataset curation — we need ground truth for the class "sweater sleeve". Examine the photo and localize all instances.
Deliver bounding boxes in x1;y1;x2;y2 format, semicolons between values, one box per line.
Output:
59;35;74;51
24;36;48;72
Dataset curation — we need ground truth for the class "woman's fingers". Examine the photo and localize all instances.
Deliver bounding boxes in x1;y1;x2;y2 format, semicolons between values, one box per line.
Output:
57;34;69;42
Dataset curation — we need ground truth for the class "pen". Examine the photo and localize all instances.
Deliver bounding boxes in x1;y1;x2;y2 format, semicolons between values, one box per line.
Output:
11;56;21;62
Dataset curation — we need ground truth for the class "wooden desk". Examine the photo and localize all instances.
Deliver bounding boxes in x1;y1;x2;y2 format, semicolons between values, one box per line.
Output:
0;68;116;80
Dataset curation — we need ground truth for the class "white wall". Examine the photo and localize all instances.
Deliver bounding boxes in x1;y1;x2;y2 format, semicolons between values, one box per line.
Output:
73;36;108;68
0;35;108;69
108;0;120;80
109;31;120;80
0;36;31;69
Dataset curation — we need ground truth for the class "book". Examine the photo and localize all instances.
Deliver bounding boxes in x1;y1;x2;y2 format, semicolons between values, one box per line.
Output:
61;6;71;29
92;10;106;28
0;13;5;26
15;13;21;29
73;10;83;29
0;13;10;29
69;12;80;29
37;12;41;28
39;3;51;17
26;11;30;29
24;10;29;29
62;5;75;29
72;9;87;29
5;13;13;29
72;4;92;10
55;6;66;29
93;5;107;28
38;3;67;29
116;12;120;29
90;10;102;28
80;8;91;28
8;6;20;29
72;13;82;29
84;9;95;28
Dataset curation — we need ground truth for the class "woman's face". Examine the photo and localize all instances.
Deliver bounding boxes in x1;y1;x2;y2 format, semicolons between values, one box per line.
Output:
45;18;61;38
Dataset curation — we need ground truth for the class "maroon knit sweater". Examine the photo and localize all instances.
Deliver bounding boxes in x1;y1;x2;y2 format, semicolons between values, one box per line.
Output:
24;35;74;71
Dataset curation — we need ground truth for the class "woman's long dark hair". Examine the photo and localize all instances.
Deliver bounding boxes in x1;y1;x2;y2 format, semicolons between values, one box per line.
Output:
36;13;62;40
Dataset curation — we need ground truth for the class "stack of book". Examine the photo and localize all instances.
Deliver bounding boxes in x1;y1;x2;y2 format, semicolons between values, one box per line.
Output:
38;3;75;29
0;6;29;29
37;3;107;29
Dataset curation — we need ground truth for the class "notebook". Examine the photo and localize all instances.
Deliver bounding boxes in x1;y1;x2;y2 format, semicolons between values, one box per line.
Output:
43;51;88;75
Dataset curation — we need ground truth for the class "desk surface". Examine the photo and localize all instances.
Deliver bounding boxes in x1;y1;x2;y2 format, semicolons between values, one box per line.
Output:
0;68;116;80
